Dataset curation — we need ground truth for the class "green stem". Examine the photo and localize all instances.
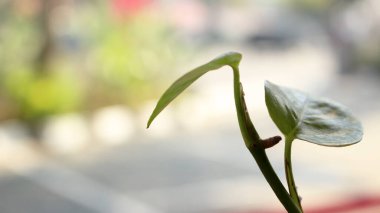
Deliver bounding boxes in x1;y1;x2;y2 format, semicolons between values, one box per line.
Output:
248;147;301;213
231;67;260;148
231;66;301;213
285;137;303;211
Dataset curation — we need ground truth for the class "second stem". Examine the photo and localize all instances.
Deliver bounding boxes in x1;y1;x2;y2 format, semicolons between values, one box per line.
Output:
285;137;303;212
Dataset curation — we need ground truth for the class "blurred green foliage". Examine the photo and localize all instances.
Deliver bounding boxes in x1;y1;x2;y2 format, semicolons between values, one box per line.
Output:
0;0;184;121
3;69;82;120
88;12;181;108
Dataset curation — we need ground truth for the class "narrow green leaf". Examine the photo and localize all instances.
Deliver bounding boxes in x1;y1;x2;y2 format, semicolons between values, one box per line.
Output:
147;52;242;128
265;81;363;146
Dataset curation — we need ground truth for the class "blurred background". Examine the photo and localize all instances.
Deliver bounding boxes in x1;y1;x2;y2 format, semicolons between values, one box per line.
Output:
0;0;380;212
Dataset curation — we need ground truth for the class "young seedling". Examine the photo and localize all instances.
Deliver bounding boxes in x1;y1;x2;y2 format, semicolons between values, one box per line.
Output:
147;52;363;212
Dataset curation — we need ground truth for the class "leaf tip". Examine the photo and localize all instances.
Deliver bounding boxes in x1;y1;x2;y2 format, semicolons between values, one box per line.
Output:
264;80;274;88
146;116;154;129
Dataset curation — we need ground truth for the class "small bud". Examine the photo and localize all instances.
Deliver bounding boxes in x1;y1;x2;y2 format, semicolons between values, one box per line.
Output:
260;136;282;149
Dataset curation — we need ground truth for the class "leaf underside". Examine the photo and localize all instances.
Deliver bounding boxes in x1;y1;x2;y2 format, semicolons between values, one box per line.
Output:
147;52;242;128
265;81;363;147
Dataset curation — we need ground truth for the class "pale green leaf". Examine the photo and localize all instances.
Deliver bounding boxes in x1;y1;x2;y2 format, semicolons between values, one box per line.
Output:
147;52;242;128
265;81;363;146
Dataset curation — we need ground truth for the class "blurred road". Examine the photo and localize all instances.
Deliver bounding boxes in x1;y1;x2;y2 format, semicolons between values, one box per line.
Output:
0;45;380;213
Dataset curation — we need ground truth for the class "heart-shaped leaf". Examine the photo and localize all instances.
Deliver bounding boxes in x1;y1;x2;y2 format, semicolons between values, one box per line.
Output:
147;52;242;128
265;81;363;146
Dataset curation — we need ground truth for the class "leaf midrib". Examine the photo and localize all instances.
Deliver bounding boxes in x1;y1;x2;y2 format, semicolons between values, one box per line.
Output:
286;95;311;141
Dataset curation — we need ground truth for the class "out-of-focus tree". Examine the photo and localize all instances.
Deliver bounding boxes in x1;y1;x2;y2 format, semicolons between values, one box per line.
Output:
0;0;184;123
0;0;84;122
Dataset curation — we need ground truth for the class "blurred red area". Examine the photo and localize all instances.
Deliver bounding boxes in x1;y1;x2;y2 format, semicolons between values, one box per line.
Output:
111;0;152;16
231;195;380;213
